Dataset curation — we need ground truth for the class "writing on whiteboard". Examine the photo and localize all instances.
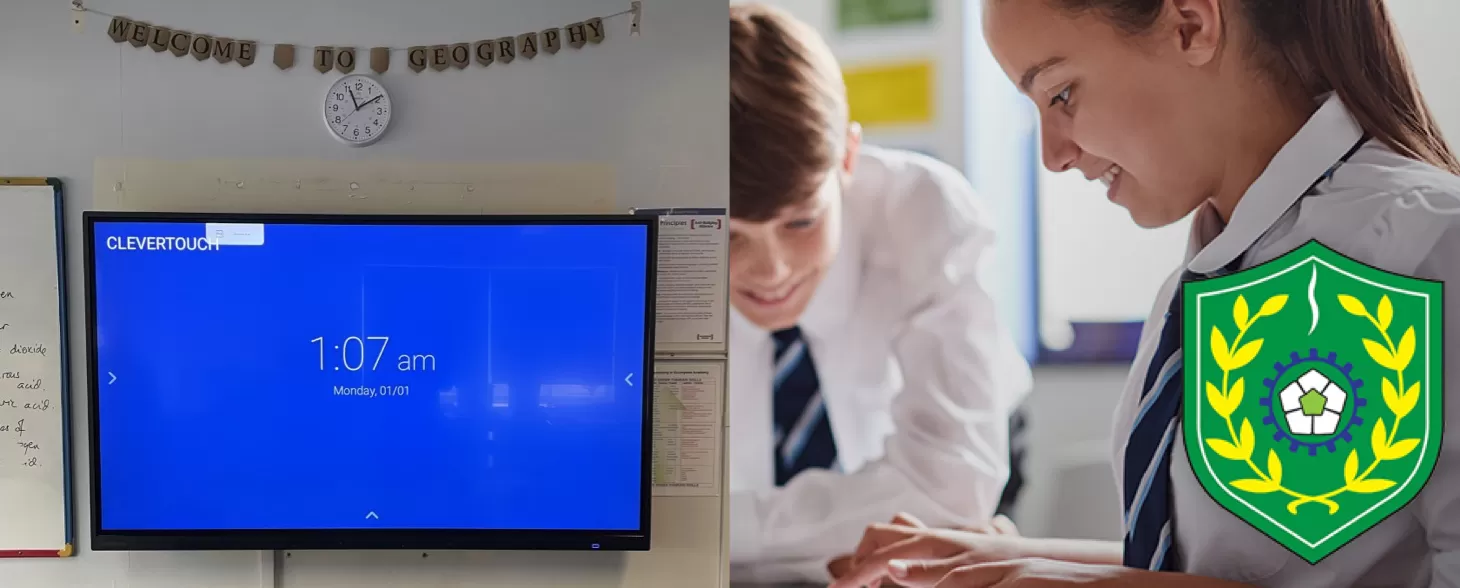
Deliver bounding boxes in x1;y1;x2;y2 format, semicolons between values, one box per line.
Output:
0;412;44;469
9;344;46;356
0;419;27;436
1;273;58;475
0;398;46;409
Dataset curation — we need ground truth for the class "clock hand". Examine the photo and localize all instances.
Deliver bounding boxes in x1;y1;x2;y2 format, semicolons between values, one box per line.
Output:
360;95;384;109
348;88;360;112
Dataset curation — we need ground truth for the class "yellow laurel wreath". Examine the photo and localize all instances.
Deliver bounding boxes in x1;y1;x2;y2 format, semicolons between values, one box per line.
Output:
1202;292;1423;514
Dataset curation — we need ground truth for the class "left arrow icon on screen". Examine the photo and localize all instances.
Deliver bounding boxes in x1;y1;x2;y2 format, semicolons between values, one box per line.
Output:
108;372;116;385
625;373;634;386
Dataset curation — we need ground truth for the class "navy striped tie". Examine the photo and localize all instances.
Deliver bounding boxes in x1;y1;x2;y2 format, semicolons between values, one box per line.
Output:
772;327;837;486
1123;263;1240;571
1122;134;1369;571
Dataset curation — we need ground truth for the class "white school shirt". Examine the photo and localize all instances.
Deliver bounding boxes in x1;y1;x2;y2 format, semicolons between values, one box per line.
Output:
1111;93;1460;587
728;145;1034;583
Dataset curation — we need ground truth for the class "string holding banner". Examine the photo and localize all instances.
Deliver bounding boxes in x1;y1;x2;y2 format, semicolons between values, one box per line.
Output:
76;0;640;74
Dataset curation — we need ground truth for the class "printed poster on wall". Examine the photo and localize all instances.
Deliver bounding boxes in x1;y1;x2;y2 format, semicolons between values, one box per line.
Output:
843;60;934;127
837;0;933;31
651;360;724;497
632;208;728;354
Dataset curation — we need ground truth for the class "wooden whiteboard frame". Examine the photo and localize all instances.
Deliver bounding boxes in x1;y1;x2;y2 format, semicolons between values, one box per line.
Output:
0;177;75;557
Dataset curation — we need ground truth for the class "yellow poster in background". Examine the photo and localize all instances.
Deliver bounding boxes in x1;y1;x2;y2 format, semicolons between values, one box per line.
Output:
843;60;934;126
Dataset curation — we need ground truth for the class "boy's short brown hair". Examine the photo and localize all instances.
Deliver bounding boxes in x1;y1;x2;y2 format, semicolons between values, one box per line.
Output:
730;3;848;222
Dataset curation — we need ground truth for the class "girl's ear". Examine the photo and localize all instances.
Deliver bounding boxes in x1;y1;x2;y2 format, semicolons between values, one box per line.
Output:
842;122;863;177
1168;0;1223;67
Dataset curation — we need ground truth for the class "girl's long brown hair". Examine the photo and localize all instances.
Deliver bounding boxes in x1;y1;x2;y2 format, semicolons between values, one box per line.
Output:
1054;0;1460;174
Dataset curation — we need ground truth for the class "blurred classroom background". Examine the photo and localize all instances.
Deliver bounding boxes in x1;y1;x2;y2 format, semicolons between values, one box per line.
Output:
736;0;1460;542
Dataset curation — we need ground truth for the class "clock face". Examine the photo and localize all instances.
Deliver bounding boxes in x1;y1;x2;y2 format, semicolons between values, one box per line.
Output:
324;74;392;146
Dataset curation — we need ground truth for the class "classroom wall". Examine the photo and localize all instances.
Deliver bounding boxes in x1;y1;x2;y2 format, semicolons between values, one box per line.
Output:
1388;1;1460;139
746;0;965;164
0;0;728;587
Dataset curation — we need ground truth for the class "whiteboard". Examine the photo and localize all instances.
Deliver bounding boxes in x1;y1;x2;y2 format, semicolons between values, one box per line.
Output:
0;179;73;558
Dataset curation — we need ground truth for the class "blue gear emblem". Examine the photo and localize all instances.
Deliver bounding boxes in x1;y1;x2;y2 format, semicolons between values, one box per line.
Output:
1258;348;1367;456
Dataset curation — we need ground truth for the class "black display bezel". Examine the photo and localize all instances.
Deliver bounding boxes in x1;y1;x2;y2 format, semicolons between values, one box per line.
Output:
82;211;657;552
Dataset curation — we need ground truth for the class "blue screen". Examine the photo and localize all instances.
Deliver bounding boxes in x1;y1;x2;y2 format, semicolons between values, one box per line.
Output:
90;220;650;532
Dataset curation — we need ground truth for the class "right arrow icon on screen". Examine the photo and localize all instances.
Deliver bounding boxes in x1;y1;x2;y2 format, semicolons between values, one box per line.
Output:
625;373;634;386
108;372;116;385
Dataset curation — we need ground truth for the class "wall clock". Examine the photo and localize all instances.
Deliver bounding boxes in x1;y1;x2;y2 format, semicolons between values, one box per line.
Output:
324;74;393;147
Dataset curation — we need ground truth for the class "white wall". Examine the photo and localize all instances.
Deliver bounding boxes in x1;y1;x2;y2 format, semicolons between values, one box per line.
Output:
0;0;727;586
962;0;1037;357
1388;0;1460;142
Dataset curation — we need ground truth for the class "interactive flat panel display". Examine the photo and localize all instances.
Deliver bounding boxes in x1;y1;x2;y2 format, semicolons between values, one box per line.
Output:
84;213;655;551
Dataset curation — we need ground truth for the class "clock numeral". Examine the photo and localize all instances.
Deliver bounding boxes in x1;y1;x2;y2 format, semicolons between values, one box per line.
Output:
377;107;383;115
332;104;339;112
334;116;342;124
356;82;363;91
353;128;359;138
335;93;344;101
365;127;372;136
373;119;381;126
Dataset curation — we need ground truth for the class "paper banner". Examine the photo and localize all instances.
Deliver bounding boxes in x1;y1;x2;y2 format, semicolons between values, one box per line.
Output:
86;1;642;74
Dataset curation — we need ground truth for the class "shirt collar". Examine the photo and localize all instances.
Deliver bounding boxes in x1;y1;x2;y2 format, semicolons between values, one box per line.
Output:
797;215;859;335
1184;201;1226;264
1186;92;1365;274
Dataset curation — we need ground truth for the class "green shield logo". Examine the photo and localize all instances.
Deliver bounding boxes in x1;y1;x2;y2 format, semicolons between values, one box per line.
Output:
1183;239;1444;564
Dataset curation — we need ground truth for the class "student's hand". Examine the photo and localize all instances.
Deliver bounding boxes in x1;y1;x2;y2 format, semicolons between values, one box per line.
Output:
964;514;1020;537
837;513;1017;568
828;512;928;585
926;558;1125;587
827;554;856;580
828;524;1021;588
827;514;1020;586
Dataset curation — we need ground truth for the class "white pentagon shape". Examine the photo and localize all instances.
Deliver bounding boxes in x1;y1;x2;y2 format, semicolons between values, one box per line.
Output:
1323;382;1347;413
1280;382;1305;412
1313;410;1342;435
1287;411;1314;435
1297;369;1330;394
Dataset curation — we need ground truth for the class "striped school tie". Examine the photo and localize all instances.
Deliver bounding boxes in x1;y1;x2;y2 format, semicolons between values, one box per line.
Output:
1122;133;1370;571
772;326;838;486
1123;262;1240;571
